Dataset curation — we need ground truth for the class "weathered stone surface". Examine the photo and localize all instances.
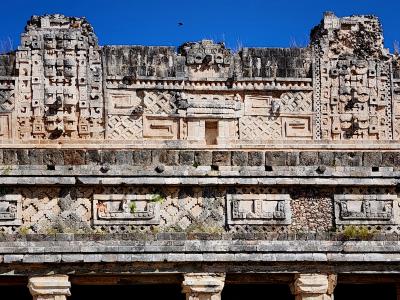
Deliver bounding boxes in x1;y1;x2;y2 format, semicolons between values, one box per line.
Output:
291;274;336;300
248;151;264;166
182;273;225;300
299;152;319;166
43;150;64;165
0;12;397;144
212;151;231;166
179;151;195;166
194;151;212;166
28;275;71;300
133;150;152;166
265;152;286;166
231;151;248;166
334;152;362;167
63;150;86;165
0;13;398;289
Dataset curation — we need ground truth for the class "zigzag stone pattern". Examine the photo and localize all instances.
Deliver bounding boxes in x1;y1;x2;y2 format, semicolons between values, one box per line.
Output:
0;12;400;300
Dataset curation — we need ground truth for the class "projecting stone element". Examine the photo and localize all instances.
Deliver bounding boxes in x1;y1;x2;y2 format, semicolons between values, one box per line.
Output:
182;273;225;300
28;275;71;300
93;193;161;225
291;274;337;300
311;12;393;140
0;193;21;226
226;193;291;225
15;14;103;140
334;193;397;225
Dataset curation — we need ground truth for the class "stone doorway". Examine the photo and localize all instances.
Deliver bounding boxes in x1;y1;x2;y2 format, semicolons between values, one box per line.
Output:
222;283;294;300
334;283;397;300
205;120;218;145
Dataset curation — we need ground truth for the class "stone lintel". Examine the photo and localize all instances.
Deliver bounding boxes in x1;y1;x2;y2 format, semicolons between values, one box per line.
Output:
28;275;71;299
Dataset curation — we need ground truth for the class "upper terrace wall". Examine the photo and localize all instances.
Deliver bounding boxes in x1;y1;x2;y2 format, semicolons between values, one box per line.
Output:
0;12;399;146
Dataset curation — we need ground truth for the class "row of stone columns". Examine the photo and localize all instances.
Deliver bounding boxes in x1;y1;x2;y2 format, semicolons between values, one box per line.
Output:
26;273;337;300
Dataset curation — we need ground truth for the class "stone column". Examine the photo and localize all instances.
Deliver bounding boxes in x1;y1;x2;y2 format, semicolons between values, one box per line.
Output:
291;274;337;300
28;275;71;300
182;273;225;300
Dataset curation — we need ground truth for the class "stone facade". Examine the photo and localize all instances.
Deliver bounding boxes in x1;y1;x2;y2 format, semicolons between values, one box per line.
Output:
0;11;400;299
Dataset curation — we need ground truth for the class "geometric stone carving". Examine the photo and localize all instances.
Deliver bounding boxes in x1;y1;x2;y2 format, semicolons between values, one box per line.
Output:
280;92;312;113
28;275;71;300
144;91;176;115
181;93;242;119
143;116;179;139
108;90;142;115
182;273;226;300
226;193;291;225
244;94;277;116
283;116;313;139
0;90;14;112
239;116;282;140
0;193;22;226
93;193;161;225
334;194;397;225
290;274;337;300
106;116;142;140
244;92;312;116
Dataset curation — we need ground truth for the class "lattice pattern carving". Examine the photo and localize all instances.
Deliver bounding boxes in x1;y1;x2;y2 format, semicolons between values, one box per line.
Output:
239;116;281;140
144;91;176;114
159;187;225;230
107;116;142;140
21;187;91;233
280;92;312;112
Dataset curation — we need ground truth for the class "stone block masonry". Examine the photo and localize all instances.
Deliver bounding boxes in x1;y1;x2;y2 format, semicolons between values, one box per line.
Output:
0;11;399;300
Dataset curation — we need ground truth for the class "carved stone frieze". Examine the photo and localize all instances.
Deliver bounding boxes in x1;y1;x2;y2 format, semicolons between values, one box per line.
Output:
226;193;291;225
0;13;399;143
93;193;161;225
0;193;22;226
334;194;398;225
15;14;104;140
178;40;233;80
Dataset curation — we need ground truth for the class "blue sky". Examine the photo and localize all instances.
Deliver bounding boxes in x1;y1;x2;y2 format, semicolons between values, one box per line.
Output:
1;0;400;51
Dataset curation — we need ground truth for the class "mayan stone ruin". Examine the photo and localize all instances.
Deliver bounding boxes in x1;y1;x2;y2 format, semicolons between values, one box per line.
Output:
0;11;399;299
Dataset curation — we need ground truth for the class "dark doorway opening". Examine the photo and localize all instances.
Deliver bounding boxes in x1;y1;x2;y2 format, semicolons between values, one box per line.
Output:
222;284;294;300
0;284;31;300
334;284;397;300
205;120;218;145
70;284;185;300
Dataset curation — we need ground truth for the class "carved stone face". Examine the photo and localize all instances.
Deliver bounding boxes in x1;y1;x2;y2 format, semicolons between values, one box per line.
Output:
44;33;56;49
64;59;77;77
44;59;56;77
63;32;77;50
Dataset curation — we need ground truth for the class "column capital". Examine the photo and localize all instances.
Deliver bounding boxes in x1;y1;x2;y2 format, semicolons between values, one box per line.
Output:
28;275;71;299
182;273;225;295
291;274;337;296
